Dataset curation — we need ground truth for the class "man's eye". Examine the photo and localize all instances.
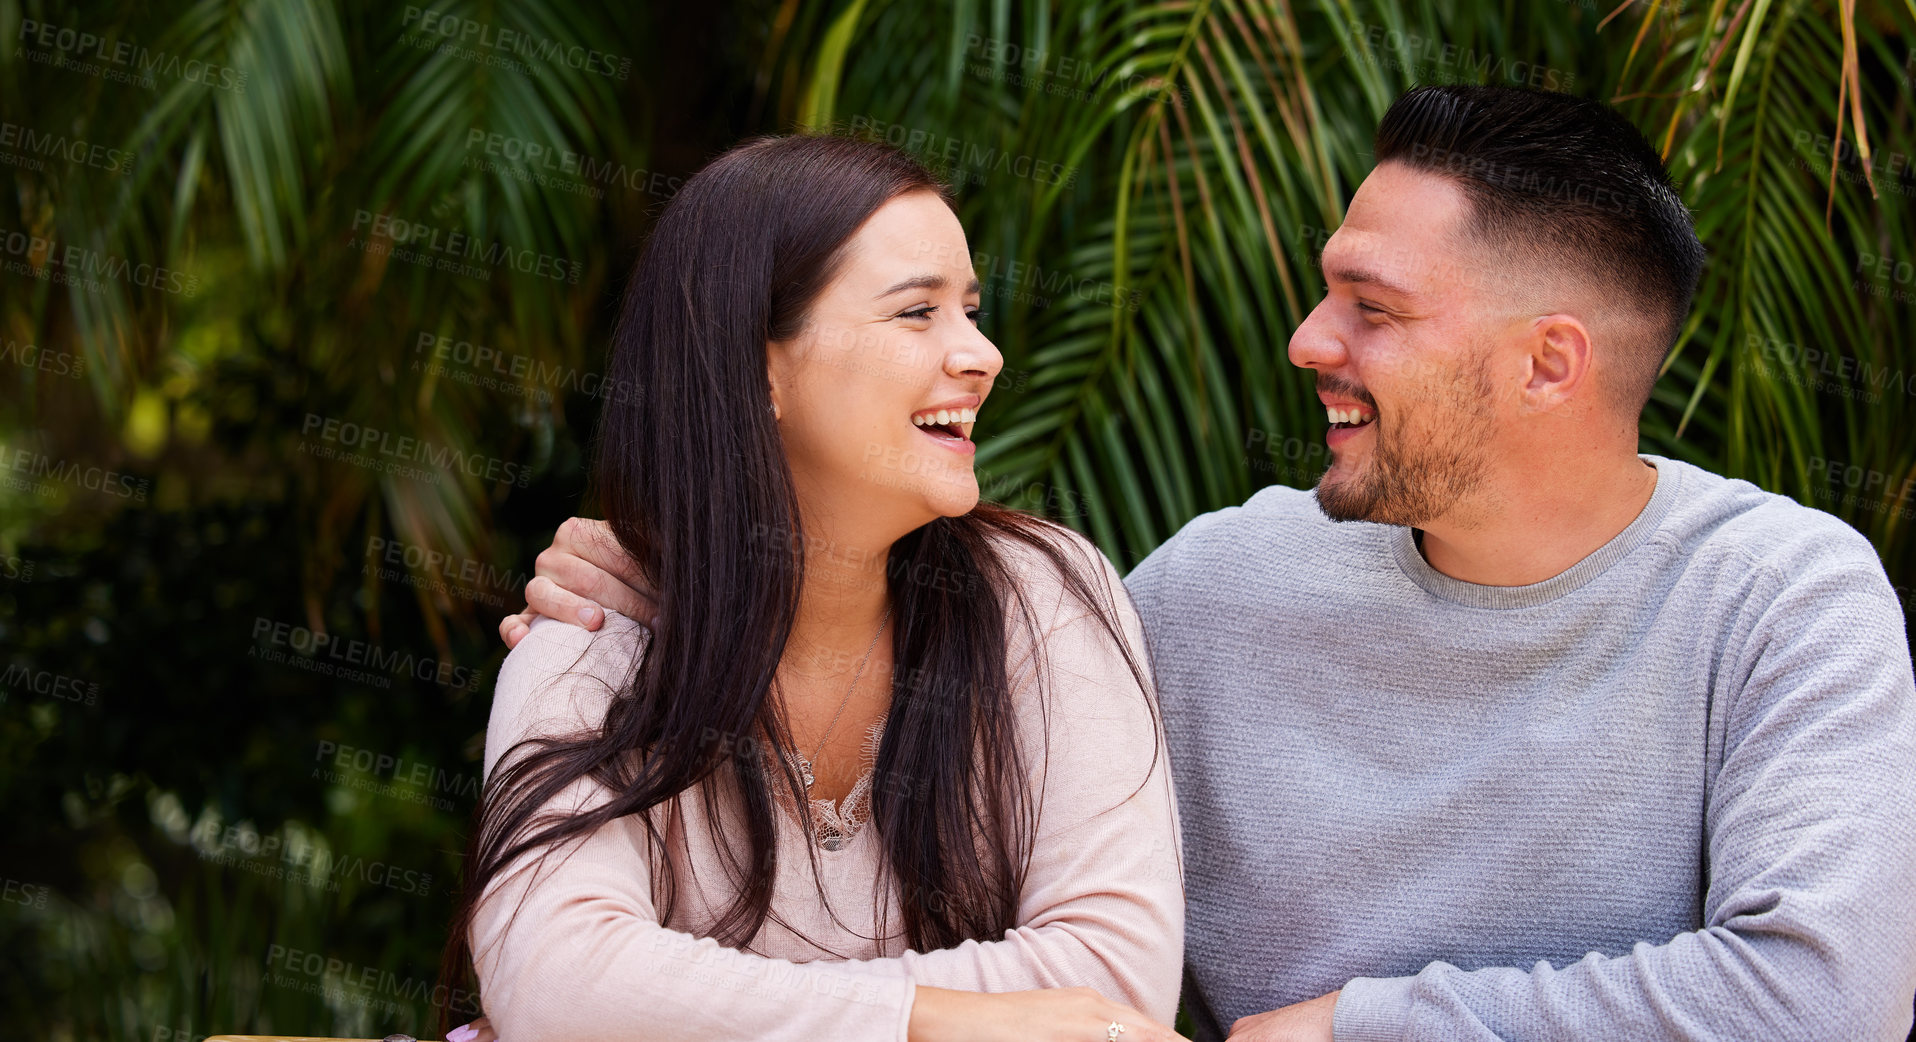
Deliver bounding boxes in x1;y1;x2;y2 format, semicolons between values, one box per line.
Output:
1355;301;1385;315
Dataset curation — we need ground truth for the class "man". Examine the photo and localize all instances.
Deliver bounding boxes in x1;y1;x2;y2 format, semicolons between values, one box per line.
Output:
500;86;1916;1040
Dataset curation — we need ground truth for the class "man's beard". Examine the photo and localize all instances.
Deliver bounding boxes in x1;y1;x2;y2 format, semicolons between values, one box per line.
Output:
1314;356;1495;528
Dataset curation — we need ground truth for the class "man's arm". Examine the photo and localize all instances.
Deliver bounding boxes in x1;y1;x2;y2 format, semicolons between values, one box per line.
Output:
1305;561;1916;1042
499;517;658;647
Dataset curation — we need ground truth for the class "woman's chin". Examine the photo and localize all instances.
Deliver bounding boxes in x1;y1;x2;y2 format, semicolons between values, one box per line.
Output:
926;481;981;518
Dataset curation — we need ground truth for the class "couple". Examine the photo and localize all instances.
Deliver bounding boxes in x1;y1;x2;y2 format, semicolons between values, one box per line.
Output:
444;85;1916;1042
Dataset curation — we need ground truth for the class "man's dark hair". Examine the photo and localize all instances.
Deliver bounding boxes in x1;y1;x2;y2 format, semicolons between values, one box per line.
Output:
1375;85;1706;412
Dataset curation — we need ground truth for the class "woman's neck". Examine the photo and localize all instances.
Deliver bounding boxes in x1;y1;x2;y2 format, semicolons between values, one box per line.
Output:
784;527;895;671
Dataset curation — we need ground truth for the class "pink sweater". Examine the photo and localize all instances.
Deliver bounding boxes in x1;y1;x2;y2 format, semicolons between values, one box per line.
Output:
469;529;1185;1041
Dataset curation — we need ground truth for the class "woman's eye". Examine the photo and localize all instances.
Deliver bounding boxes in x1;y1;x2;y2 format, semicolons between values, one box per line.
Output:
900;306;938;320
966;308;985;324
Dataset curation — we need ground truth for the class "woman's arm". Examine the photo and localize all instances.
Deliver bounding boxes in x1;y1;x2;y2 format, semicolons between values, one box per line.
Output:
894;531;1185;1024
474;613;924;1042
472;610;1185;1042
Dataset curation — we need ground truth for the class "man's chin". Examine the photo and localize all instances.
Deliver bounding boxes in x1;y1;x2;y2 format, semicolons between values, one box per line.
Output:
1310;471;1402;524
1314;480;1376;523
1313;468;1378;524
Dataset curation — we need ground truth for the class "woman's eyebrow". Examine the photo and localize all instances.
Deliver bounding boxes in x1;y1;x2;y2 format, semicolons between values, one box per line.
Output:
876;273;983;297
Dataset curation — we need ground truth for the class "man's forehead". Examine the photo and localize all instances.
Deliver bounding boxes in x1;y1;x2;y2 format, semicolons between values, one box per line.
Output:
1323;165;1476;292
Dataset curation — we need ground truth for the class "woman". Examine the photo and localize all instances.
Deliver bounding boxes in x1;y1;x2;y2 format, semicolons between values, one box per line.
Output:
443;134;1184;1042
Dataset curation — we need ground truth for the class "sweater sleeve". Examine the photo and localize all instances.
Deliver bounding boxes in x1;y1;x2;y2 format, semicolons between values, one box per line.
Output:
895;532;1186;1025
470;612;917;1042
1332;558;1916;1042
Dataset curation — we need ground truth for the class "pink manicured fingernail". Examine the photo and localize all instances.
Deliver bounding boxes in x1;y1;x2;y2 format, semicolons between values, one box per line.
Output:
447;1025;477;1042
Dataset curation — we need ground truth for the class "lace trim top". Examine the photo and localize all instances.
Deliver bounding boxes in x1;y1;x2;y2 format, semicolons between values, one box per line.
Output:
787;714;887;851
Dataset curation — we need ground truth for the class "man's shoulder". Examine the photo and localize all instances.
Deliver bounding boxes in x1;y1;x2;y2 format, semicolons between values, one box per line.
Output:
1653;456;1888;585
1122;482;1389;609
1140;482;1362;566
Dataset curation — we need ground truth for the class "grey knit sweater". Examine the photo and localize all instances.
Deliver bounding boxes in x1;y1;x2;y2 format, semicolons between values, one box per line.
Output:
1124;454;1916;1041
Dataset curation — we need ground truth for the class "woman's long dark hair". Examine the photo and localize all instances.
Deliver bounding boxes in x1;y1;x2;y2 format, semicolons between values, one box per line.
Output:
441;135;1158;1024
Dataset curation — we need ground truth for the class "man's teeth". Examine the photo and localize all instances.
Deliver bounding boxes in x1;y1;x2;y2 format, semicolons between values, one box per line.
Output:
1326;406;1373;425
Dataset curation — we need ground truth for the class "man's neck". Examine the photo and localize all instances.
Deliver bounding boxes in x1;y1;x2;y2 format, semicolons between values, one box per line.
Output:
1415;452;1658;587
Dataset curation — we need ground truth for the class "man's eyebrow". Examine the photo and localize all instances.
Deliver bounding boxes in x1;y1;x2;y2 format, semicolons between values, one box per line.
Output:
876;273;983;297
1327;265;1417;297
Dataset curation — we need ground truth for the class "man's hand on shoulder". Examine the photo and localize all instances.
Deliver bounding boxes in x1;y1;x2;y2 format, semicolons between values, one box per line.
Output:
498;517;659;648
1226;991;1338;1042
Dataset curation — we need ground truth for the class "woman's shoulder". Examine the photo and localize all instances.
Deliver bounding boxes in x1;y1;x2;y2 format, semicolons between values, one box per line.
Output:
982;518;1134;635
484;610;651;782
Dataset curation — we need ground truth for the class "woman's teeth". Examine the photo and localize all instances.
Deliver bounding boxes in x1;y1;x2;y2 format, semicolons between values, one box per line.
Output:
913;407;976;426
913;407;977;440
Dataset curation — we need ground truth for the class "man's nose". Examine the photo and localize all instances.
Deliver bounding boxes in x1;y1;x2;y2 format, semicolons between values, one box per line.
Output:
1288;298;1346;373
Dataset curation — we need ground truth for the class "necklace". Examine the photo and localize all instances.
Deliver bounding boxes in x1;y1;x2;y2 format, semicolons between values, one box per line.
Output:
790;604;892;792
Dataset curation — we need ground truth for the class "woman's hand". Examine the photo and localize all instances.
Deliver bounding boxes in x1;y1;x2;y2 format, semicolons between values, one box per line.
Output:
909;986;1188;1042
498;517;660;648
446;1016;496;1042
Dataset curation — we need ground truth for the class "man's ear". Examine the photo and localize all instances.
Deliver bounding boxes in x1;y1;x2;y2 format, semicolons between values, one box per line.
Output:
1524;313;1593;411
